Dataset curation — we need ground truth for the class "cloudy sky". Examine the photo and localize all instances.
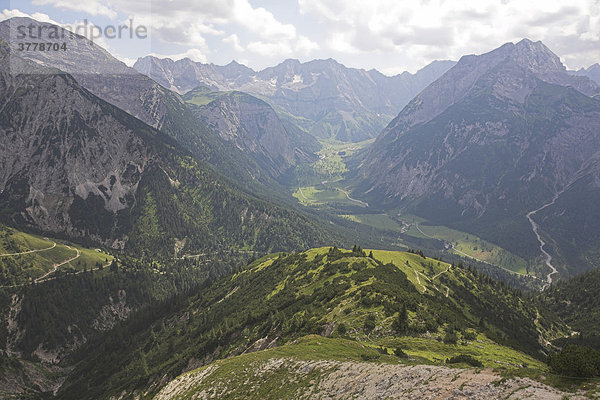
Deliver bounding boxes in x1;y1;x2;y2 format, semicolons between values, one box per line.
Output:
2;0;599;75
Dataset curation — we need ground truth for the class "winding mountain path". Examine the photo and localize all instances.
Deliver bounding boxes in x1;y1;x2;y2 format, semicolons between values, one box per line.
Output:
34;245;80;283
526;196;560;290
413;270;427;293
431;264;451;280
298;188;309;201
0;240;56;257
0;244;115;289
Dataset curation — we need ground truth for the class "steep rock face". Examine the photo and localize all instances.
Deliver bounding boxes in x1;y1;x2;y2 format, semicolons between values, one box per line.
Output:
134;56;456;142
0;44;153;243
134;57;254;94
375;39;598;134
0;45;334;255
355;39;600;274
187;90;303;179
0;17;296;191
0;17;173;131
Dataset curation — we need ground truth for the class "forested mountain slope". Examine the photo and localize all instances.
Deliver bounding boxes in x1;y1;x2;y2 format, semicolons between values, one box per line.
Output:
183;87;319;181
0;42;338;257
56;247;566;399
0;17;303;192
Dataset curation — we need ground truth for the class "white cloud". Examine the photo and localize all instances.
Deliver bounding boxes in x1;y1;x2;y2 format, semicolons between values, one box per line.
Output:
247;40;292;56
0;8;60;24
298;0;600;71
231;0;296;40
8;0;600;72
32;0;117;18
295;35;319;56
223;33;243;52
32;0;304;65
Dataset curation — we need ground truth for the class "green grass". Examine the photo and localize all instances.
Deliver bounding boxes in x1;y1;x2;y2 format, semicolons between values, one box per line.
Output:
158;334;548;400
293;184;368;208
61;245;568;399
69;244;113;271
337;213;529;275
312;138;372;176
257;335;398;363
183;87;234;106
409;224;528;274
0;224;114;285
374;332;546;370
294;185;345;204
340;214;405;231
292;138;373;193
368;249;451;293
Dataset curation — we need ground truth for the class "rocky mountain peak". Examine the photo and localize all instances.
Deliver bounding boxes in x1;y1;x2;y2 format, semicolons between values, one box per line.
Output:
569;63;600;86
455;39;565;80
220;60;255;80
0;17;133;76
384;39;599;130
508;38;565;75
258;58;302;81
357;38;600;275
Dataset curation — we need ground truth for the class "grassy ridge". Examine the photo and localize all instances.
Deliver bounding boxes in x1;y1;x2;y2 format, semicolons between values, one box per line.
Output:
0;224;113;286
154;335;397;400
57;246;564;399
155;334;547;400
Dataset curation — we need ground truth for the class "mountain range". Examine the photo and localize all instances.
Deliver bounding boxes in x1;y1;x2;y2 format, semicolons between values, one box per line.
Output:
134;55;456;142
0;32;337;257
0;17;318;194
1;14;600;400
355;39;600;276
570;63;600;86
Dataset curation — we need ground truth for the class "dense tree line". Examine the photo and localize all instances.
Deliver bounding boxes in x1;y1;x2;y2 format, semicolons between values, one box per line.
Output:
0;252;249;361
541;268;600;340
548;346;600;378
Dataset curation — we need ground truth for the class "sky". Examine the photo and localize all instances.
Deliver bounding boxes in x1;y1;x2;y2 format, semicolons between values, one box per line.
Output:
1;0;599;75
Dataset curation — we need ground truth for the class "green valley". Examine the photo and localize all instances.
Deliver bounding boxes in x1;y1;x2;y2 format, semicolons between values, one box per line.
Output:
290;138;372;187
339;213;532;277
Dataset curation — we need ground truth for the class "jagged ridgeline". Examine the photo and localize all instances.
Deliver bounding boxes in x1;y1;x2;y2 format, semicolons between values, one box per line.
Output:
0;42;338;257
0;17;315;197
134;56;456;143
57;247;565;399
354;39;600;276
